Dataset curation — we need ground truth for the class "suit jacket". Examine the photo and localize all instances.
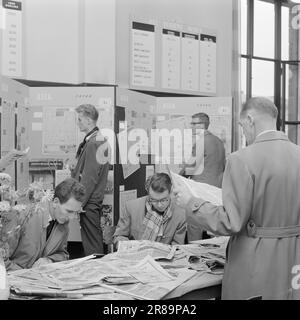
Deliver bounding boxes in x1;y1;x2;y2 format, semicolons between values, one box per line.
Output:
181;130;225;188
187;131;300;299
71;130;109;207
113;196;187;245
7;202;69;271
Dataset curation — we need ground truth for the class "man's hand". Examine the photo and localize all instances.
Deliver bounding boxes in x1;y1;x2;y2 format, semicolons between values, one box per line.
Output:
32;257;53;268
173;180;193;208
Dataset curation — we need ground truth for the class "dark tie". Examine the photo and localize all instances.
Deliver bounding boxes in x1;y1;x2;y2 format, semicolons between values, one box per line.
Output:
76;139;86;159
76;127;99;159
46;220;57;240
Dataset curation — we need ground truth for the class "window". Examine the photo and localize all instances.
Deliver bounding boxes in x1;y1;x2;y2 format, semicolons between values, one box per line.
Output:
240;0;300;144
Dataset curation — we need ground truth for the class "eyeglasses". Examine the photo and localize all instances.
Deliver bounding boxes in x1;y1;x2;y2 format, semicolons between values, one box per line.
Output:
190;122;205;126
148;197;170;205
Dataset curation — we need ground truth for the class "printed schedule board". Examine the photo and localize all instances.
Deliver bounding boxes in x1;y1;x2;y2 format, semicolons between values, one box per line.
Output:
130;17;217;96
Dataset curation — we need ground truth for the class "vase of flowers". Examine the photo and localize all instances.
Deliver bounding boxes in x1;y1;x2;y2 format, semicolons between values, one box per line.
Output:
0;173;54;299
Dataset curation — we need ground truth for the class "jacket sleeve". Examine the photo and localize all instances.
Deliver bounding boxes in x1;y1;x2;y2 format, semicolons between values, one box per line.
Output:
171;217;187;245
80;141;104;207
186;154;254;235
113;203;131;245
6;213;40;270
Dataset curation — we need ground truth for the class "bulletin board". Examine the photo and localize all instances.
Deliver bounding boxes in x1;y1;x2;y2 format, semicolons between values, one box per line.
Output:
114;88;156;226
153;96;232;173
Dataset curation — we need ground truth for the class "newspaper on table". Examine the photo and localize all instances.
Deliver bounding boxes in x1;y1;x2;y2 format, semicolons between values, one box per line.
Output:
116;240;176;261
168;169;223;205
8;240;222;300
8;256;128;296
175;236;229;274
101;255;197;300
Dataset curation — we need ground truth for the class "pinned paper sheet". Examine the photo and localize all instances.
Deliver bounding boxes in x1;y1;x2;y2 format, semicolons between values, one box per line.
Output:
55;169;71;187
32;122;43;131
146;165;155;180
33;112;43;119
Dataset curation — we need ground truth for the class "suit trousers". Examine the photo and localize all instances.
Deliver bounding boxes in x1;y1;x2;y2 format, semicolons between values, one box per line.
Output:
80;202;104;255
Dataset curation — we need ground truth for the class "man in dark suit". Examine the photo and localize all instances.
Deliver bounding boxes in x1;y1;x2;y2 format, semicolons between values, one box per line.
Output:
179;112;226;241
71;104;109;255
179;112;225;187
113;173;186;248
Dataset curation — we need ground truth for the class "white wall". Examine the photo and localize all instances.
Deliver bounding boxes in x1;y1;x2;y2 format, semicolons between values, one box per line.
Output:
24;0;82;83
1;0;232;93
116;0;233;96
83;0;116;84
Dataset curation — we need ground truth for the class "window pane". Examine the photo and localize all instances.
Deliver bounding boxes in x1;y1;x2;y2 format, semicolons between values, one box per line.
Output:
241;57;247;102
241;0;247;55
282;6;289;60
283;4;299;61
254;0;275;58
252;59;274;100
284;124;299;145
284;63;299;121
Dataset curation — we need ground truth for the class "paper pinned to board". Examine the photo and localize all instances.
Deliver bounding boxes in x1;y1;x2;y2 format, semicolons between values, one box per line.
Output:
168;167;222;205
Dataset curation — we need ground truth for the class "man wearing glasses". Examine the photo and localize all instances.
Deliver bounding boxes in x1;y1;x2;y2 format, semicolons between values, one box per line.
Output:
6;178;85;270
113;173;186;247
179;112;226;241
179;112;225;188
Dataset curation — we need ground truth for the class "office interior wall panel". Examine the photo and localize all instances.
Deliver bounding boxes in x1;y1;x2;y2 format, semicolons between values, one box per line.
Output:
0;76;29;186
27;86;115;162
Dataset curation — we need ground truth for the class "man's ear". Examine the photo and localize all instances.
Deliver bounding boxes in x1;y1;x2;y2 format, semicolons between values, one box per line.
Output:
52;197;60;208
247;114;255;127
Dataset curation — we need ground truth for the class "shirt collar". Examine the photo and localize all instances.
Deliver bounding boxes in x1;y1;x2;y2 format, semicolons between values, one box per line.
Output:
84;126;99;141
256;129;278;139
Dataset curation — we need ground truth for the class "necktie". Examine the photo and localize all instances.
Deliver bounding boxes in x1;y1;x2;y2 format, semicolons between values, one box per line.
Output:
75;127;99;159
46;220;57;240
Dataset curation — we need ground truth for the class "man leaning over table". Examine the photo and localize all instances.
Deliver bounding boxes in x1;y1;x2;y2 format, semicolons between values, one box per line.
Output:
113;173;187;248
6;178;85;271
174;97;300;300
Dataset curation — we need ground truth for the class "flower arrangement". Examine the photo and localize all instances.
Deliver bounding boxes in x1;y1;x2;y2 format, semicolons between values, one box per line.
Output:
0;174;54;260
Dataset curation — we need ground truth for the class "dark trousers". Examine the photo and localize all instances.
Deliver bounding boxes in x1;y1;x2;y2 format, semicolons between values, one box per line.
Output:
80;202;104;255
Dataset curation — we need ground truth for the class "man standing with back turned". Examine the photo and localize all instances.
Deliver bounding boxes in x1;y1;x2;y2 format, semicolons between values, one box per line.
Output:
72;104;109;256
174;97;300;299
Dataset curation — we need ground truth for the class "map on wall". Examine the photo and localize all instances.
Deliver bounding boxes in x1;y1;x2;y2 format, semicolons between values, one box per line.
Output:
42;107;77;154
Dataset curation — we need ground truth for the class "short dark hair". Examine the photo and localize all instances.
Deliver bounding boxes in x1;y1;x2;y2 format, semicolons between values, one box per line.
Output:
241;97;278;119
54;178;85;204
75;104;99;122
192;112;210;129
145;173;172;193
